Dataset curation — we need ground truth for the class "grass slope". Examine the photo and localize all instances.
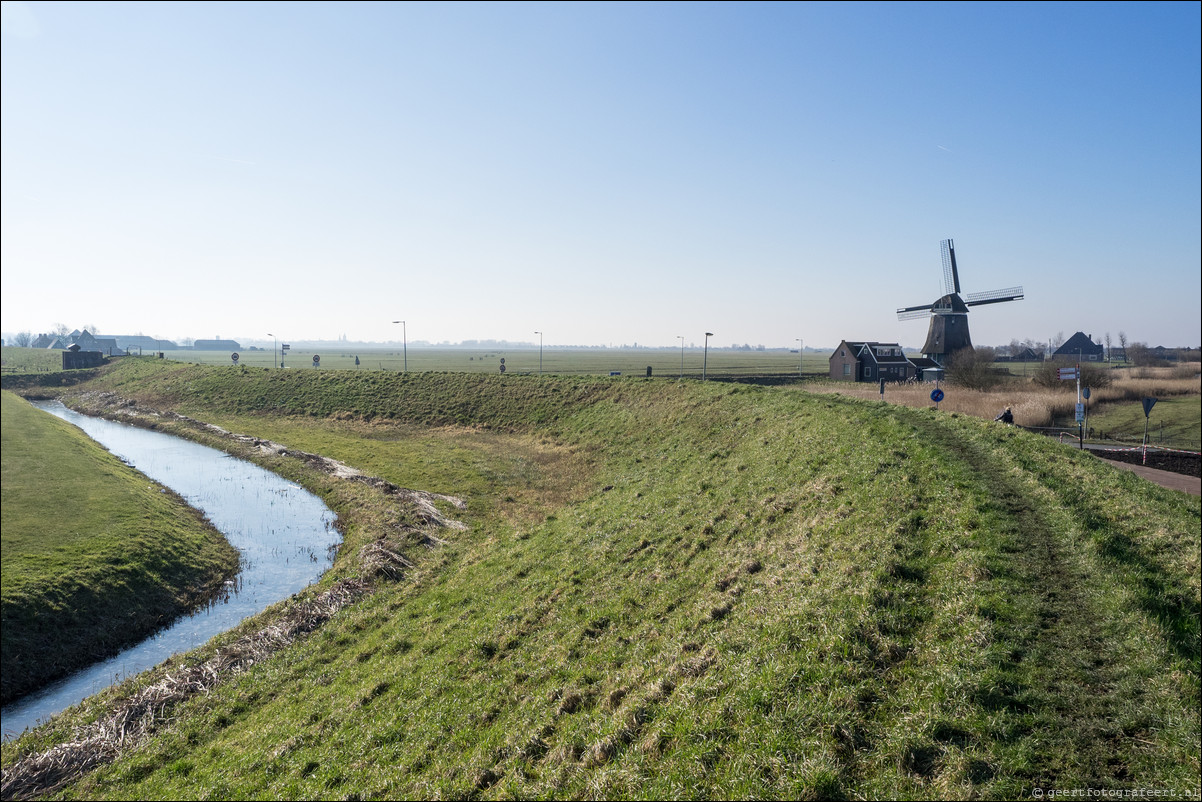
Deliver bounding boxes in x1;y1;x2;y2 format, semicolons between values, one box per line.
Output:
0;391;240;704
2;362;1198;799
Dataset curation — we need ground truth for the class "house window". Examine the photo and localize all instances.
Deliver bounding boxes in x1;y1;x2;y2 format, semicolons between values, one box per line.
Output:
843;364;851;376
865;366;873;378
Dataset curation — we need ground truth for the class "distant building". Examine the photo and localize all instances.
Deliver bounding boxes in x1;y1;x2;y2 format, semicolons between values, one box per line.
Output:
830;340;938;383
192;338;241;351
112;335;179;352
1052;332;1104;361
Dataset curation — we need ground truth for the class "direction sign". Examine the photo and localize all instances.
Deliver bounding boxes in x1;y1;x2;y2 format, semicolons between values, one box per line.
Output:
1058;367;1078;380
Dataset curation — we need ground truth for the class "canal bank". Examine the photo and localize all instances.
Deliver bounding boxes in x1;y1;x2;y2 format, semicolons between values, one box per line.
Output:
2;401;341;741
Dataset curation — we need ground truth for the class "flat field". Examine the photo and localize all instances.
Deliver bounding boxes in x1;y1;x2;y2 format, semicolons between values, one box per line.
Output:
0;390;239;704
164;346;822;378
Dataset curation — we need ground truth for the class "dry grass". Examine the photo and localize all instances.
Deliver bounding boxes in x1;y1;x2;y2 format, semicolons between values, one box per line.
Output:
806;364;1200;428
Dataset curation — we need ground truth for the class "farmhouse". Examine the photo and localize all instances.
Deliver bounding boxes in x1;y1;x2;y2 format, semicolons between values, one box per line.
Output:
1051;332;1104;361
829;340;938;383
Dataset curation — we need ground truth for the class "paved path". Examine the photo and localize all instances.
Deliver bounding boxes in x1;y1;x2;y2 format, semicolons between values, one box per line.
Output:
1095;456;1201;496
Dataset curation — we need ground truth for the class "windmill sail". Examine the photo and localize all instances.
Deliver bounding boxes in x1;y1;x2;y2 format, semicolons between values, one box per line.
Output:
897;239;1023;364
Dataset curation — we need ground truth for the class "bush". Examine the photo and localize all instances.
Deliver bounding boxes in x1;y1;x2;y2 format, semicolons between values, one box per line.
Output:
944;347;1007;391
1031;361;1113;389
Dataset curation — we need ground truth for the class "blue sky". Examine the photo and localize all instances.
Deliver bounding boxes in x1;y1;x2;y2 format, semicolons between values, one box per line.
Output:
2;1;1199;349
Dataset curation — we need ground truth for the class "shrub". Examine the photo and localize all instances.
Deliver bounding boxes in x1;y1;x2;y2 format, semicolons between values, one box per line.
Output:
1031;361;1113;389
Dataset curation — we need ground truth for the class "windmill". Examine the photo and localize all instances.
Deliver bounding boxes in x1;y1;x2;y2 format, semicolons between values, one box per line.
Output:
896;239;1023;364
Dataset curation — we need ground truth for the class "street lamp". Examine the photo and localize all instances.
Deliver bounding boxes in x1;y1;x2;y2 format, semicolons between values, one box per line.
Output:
268;332;277;368
703;332;713;381
796;338;804;377
392;320;407;371
534;331;543;374
677;335;684;379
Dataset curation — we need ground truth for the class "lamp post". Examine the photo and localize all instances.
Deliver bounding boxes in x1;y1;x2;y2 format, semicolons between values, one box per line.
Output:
796;338;804;377
703;332;713;381
534;331;543;374
268;332;277;368
392;320;407;371
677;335;684;379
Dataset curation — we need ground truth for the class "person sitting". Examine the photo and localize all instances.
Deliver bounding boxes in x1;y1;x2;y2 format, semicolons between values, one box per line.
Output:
995;406;1014;424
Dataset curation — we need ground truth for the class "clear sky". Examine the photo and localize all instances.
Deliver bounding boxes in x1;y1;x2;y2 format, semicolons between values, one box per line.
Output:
3;1;1199;350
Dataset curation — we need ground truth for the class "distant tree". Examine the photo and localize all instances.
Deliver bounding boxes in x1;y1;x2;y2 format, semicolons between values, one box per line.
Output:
12;331;32;347
945;346;1003;390
52;323;70;336
1049;331;1065;352
81;323;100;335
1104;332;1113;362
1127;342;1156;367
1118;331;1128;350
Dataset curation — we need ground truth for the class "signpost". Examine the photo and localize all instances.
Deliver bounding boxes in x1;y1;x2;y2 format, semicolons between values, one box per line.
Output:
930;387;944;408
1141;397;1158;465
1061;364;1084;448
312;354;320;368
231;352;239;365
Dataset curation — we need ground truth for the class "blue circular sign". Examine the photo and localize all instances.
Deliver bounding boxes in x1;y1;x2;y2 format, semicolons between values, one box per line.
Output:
930;388;945;403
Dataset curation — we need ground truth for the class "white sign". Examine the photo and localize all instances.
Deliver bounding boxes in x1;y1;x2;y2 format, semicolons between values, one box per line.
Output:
1075;403;1085;422
1059;367;1078;380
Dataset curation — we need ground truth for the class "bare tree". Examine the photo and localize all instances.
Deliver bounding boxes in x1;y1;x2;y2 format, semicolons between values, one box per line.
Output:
1104;332;1112;362
52;323;70;336
1049;331;1065;352
945;346;1003;390
12;331;32;347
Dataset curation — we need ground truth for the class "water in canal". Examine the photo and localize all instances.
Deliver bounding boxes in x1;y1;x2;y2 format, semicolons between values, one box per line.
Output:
1;401;340;741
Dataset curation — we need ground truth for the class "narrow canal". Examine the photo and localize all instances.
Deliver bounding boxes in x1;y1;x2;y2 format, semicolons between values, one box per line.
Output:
1;400;340;741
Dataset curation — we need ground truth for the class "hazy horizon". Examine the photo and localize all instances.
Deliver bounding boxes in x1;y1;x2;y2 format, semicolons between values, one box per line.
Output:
3;3;1199;350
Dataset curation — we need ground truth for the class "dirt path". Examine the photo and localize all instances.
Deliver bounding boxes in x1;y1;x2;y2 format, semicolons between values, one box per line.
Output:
901;413;1167;791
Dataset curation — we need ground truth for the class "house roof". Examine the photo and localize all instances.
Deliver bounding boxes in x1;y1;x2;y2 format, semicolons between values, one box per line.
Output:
1054;331;1104;356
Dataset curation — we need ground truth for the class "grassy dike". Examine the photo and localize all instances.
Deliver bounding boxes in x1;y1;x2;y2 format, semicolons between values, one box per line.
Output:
2;360;1199;800
0;390;240;704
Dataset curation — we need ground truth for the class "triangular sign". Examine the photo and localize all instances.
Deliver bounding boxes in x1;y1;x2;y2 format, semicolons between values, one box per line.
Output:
1141;397;1158;417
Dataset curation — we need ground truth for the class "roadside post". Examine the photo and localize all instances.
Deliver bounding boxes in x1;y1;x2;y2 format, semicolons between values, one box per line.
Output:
1058;365;1081;448
1082;386;1091;441
1141;397;1158;465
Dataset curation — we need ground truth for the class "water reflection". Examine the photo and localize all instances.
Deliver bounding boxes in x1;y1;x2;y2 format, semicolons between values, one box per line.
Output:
1;401;340;741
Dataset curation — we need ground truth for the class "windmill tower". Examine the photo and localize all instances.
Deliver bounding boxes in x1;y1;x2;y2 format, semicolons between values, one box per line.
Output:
896;239;1023;364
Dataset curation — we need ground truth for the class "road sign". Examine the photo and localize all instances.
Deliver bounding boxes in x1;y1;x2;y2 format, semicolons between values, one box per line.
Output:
231;352;239;363
930;388;944;403
1082;387;1090;400
1075;403;1084;422
1058;367;1078;380
1142;397;1158;417
282;344;291;351
312;354;320;366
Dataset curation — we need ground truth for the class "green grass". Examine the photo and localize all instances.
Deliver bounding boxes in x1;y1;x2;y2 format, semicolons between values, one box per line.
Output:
1086;395;1202;448
0;346;66;374
1;362;1198;799
0;390;240;704
161;346;824;378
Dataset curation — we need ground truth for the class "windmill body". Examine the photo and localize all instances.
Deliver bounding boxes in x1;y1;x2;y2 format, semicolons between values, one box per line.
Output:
897;240;1023;365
